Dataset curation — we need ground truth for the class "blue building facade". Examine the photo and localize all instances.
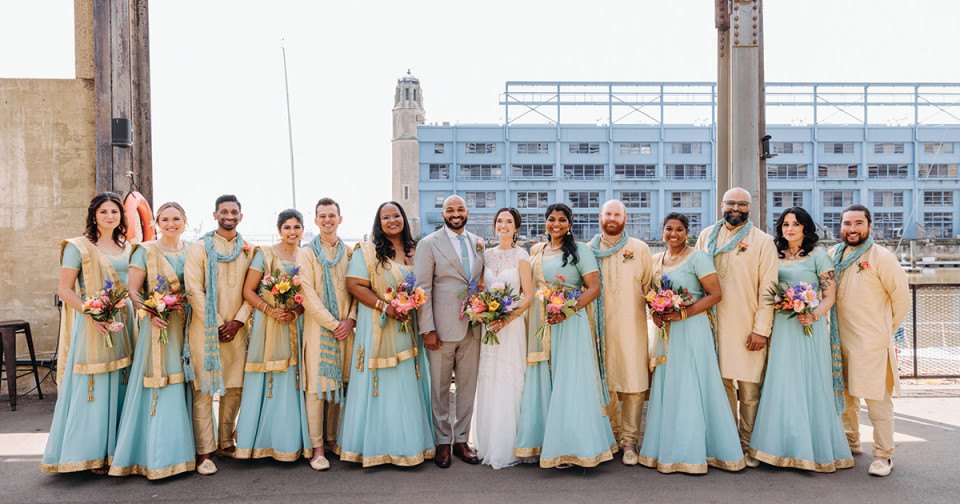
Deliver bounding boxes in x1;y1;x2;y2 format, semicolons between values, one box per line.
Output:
411;82;960;241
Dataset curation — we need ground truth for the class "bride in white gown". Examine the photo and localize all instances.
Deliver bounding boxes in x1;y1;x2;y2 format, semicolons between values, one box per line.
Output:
471;208;533;469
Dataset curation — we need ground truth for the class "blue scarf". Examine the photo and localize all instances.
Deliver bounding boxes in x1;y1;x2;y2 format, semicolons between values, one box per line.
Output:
589;233;630;408
307;236;347;403
705;219;753;256
828;236;874;415
200;231;244;394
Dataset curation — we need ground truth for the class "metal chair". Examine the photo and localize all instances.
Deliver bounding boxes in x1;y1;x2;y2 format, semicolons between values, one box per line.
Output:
0;320;45;411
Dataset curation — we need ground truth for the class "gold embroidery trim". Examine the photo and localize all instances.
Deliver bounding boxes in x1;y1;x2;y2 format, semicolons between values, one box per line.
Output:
539;443;618;468
366;347;417;369
748;448;854;473
107;460;195;480
143;373;185;389
336;446;434;468
233;446;312;462
637;454;746;473
74;356;132;376
39;456;113;474
514;446;542;458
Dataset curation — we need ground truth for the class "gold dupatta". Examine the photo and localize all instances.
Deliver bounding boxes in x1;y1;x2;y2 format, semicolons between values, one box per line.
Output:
136;242;187;389
244;247;299;375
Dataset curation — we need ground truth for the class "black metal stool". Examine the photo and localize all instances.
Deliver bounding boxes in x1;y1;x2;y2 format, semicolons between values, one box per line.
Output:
0;320;45;411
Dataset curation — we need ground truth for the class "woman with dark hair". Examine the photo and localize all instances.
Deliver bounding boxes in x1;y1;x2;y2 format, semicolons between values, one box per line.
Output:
514;203;617;469
339;202;434;467
639;213;744;474
42;192;137;475
749;207;853;472
473;207;533;469
235;209;313;464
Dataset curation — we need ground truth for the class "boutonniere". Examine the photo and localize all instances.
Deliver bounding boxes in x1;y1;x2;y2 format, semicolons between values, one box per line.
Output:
857;260;870;273
736;241;749;255
622;248;635;262
475;238;485;254
241;243;253;255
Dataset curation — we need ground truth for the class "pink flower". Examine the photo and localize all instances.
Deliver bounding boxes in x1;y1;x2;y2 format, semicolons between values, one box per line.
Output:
293;293;304;304
106;321;125;332
793;299;805;312
89;299;104;310
162;294;178;306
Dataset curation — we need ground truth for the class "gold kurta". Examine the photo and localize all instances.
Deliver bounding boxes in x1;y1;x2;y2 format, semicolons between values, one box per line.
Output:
297;241;358;395
598;237;653;393
184;233;254;390
831;244;908;400
695;223;778;383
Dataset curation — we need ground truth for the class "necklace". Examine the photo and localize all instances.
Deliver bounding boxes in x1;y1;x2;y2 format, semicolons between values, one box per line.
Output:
665;246;688;262
784;246;803;260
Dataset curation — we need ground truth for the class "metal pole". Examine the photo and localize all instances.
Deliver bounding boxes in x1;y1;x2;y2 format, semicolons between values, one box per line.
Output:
911;284;919;378
281;46;297;209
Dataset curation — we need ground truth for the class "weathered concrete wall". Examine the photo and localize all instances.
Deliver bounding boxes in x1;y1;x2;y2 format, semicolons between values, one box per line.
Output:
0;78;96;356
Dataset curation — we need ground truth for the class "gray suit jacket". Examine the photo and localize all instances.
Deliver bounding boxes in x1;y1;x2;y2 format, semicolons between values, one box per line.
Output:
414;228;484;342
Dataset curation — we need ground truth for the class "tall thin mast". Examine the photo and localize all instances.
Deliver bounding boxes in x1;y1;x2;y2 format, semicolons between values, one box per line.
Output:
281;45;296;208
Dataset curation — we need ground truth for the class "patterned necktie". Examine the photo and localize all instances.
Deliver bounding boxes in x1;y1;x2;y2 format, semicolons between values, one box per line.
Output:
457;234;470;276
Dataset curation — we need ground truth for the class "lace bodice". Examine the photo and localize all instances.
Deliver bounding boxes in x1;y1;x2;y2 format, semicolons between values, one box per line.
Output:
483;247;529;289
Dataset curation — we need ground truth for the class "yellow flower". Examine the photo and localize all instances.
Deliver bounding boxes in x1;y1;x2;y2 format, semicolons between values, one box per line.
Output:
487;300;501;311
276;281;291;294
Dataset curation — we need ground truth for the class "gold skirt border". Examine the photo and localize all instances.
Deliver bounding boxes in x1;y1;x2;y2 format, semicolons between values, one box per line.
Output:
749;448;855;473
107;460;195;480
637;454;746;474
514;446;542;458
39;456;113;474
334;445;434;468
539;443;618;469
233;446;312;462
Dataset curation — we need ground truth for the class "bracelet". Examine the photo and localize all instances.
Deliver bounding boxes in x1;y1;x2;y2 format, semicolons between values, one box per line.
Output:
374;299;387;312
257;301;266;312
679;307;688;320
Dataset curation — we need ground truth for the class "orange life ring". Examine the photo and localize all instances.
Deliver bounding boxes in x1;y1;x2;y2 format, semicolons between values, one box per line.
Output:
123;191;156;244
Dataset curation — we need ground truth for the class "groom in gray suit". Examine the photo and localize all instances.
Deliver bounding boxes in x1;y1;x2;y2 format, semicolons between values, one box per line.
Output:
415;195;484;468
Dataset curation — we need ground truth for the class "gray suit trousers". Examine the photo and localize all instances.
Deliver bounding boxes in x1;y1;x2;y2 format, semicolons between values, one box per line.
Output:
427;330;480;445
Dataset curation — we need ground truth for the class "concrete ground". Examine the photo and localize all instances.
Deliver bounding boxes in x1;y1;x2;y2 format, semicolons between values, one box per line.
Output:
0;380;957;504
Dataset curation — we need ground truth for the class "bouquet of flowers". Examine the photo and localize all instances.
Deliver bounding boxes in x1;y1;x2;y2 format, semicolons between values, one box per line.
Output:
138;274;188;344
767;281;820;336
81;279;129;348
261;266;304;310
534;274;581;340
460;280;523;345
644;275;696;318
384;272;427;334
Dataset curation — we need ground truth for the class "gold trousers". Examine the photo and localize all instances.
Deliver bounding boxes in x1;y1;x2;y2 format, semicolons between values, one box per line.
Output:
192;387;241;455
842;363;896;459
305;393;341;448
608;390;644;446
723;379;761;451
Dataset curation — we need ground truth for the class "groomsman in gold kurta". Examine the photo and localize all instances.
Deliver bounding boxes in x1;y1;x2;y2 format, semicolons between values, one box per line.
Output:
298;198;358;471
589;200;653;466
830;205;908;477
695;187;778;467
184;195;255;475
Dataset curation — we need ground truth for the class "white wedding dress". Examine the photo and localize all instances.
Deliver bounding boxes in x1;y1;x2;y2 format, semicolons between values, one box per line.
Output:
471;246;529;469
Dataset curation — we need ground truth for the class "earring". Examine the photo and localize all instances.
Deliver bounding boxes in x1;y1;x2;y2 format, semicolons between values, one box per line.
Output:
566;230;572;236
512;232;518;244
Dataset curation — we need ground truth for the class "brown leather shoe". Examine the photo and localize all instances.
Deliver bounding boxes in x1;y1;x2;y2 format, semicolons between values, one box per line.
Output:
453;442;480;464
435;444;452;468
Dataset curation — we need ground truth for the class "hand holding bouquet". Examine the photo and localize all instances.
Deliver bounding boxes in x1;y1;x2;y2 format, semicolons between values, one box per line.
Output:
138;274;188;344
261;266;305;321
535;274;581;339
81;279;129;348
461;280;523;345
384;272;427;334
644;275;695;324
767;281;820;336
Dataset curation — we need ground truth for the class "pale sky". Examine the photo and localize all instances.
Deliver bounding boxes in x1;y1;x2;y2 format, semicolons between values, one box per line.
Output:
3;0;960;241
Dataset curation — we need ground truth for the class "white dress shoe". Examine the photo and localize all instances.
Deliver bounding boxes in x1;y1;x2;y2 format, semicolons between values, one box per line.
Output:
622;450;639;466
197;459;218;476
310;456;330;471
868;458;893;476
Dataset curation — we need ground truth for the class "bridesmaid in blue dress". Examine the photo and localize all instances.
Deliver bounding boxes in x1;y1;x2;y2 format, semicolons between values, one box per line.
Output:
42;192;137;475
749;207;853;472
110;202;196;479
235;209;312;463
338;202;434;467
640;213;745;474
514;203;617;469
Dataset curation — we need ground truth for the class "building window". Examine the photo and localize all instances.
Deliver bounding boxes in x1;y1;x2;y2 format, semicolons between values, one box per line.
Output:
402;185;409;201
680;213;703;235
923;212;954;238
571;214;600;240
818;164;859;179
924;142;955;154
873;191;904;208
923;190;954;206
567;191;601;209
428;164;450;180
434;143;445;154
516;142;549;154
511;164;554;178
464;191;497;209
919;163;958;178
822;212;842;239
626;213;653;240
670;191;703;208
823;142;854;154
670;143;703;154
517;214;543;241
465;142;496;154
619;143;652;155
874;212;904;239
822;191;855;208
459;164;502;180
562;164;605;180
568;143;600;154
868;164;909;179
465;214;495;239
434;193;446;208
516;191;550;209
767;164;809;179
873;143;904;154
665;164;707;180
613;164;656;180
618;191;651;208
772;142;805;154
772;191;803;208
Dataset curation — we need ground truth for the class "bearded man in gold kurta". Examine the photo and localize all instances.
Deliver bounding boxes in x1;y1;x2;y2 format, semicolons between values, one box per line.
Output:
184;195;255;475
589;200;653;466
695;188;778;467
830;205;908;477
